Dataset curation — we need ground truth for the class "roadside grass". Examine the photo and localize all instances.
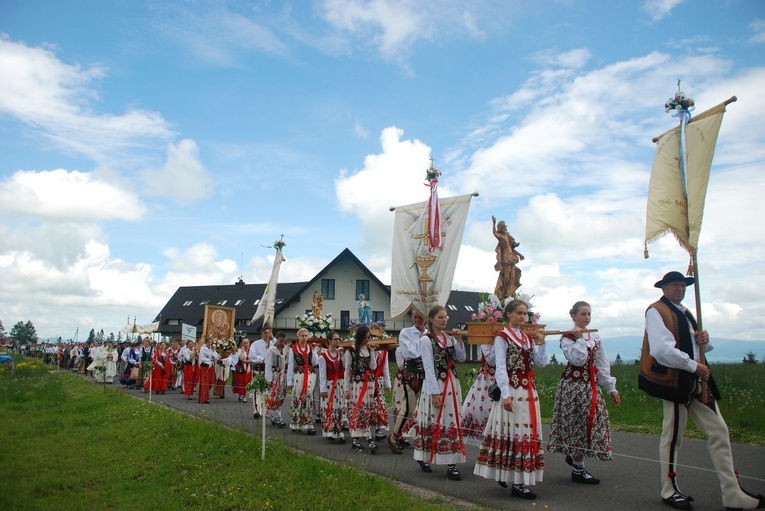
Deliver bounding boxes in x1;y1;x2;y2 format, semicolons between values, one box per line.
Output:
0;358;474;511
457;360;765;445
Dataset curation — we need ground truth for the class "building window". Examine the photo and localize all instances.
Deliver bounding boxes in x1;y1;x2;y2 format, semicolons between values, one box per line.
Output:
464;305;475;312
340;310;350;329
217;300;227;306
372;311;384;324
199;300;209;305
168;319;180;326
447;304;458;311
253;299;260;306
355;279;370;300
182;300;193;306
235;299;245;306
321;279;335;300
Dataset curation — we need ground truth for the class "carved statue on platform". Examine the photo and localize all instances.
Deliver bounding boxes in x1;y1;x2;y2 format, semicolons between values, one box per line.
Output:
492;216;524;303
311;289;324;318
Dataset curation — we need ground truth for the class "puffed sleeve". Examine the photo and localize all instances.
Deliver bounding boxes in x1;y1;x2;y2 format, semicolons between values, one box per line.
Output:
420;336;439;396
531;341;548;368
594;338;617;395
318;354;328;394
343;350;352;393
493;336;511;400
451;335;466;363
286;349;295;387
560;335;588;367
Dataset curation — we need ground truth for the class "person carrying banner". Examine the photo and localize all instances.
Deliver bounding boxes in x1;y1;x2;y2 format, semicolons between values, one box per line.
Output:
388;309;426;454
640;271;764;511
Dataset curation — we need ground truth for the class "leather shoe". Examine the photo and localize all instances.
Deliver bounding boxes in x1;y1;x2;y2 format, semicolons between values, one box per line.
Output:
511;484;536;500
663;492;693;510
387;435;403;454
572;469;600;485
565;454;574;466
417;461;432;473
446;466;461;481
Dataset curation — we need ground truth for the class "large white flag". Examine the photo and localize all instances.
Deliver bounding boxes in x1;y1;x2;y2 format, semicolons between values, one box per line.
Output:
251;244;286;327
390;193;473;320
645;101;727;255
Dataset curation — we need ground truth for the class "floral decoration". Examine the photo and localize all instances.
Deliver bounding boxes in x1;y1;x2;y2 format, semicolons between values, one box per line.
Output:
425;163;441;183
297;313;333;339
247;373;268;394
210;337;237;354
665;90;695;114
470;292;504;323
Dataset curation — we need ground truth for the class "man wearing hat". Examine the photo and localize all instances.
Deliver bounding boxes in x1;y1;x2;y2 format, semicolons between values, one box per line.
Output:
639;271;763;511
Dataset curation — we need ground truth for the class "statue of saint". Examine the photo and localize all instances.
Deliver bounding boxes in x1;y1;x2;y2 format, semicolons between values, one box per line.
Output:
492;216;524;303
357;294;371;325
311;290;324;318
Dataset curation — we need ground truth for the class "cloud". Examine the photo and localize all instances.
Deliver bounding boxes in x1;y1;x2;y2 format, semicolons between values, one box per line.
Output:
139;140;213;202
0;168;146;221
642;0;685;22
750;19;765;44
0;36;173;165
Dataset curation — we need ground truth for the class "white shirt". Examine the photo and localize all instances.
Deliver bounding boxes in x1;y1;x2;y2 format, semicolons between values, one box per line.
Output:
559;328;617;395
198;344;219;366
265;345;287;383
398;325;426;360
645;301;714;374
249;339;268;364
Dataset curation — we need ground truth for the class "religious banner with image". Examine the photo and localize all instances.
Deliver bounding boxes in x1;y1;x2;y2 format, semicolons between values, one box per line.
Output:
202;304;235;341
390;193;473;320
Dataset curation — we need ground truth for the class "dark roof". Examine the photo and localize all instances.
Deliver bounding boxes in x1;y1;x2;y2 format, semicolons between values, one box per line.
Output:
444;290;482;328
154;281;306;334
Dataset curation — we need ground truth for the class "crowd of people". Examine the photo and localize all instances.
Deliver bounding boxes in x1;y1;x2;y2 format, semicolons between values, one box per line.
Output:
15;270;764;510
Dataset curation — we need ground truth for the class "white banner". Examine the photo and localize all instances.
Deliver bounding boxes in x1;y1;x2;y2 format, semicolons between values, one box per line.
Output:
251;244;286;327
181;323;197;343
390;193;473;320
646;101;726;255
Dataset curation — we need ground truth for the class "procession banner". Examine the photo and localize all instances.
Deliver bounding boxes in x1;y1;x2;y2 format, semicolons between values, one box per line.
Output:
390;193;473;320
645;101;726;255
251;243;286;328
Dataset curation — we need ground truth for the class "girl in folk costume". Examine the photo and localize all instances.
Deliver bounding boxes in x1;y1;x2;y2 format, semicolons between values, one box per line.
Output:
214;346;232;399
474;299;549;500
145;342;170;394
318;331;347;443
232;339;252;403
180;340;199;400
410;305;467;481
198;337;219;404
343;326;379;452
287;328;318;434
548;301;620;485
371;343;392;442
391;347;414;447
265;332;288;428
460;343;497;446
167;340;180;390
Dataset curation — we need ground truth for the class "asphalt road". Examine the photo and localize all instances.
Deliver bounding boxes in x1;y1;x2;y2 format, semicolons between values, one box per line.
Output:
119;385;765;511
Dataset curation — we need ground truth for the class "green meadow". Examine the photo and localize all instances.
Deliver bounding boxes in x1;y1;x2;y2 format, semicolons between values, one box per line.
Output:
1;357;763;511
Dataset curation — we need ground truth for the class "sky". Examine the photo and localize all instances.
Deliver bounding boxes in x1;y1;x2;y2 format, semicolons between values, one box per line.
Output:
1;0;764;344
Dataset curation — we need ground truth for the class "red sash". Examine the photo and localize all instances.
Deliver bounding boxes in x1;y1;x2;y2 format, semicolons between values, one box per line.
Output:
428;333;466;462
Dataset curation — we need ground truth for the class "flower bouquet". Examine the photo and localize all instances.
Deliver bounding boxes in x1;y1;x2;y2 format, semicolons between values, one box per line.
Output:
297;313;333;339
211;337;237;357
466;293;505;345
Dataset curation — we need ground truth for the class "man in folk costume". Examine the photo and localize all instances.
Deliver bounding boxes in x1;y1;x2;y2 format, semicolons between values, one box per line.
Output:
640;271;764;511
265;331;288;428
388;309;426;454
248;326;273;418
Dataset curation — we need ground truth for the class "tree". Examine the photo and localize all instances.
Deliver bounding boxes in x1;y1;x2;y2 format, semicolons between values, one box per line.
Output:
549;353;559;365
614;353;624;365
742;351;758;364
9;321;38;345
0;319;7;341
86;329;96;344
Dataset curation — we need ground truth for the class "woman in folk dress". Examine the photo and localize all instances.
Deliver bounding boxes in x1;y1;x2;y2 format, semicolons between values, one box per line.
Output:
265;332;288;428
410;305;467;481
232;339;252;403
343;326;379;452
474;299;548;500
287;328;318;434
460;343;496;446
548;301;620;484
318;331;347;443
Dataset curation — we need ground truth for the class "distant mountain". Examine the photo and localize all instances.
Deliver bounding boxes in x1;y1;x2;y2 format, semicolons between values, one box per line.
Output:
545;336;765;364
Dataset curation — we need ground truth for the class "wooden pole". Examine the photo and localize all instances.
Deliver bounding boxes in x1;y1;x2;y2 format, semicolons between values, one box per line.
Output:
690;252;710;404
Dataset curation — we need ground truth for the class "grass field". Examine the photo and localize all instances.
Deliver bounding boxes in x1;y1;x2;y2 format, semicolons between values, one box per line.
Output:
1;356;763;510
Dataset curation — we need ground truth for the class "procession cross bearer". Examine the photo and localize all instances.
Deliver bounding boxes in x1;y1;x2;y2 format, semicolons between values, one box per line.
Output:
642;86;763;511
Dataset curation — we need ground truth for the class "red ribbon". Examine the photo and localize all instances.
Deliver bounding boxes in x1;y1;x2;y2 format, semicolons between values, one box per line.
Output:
587;365;599;445
426;178;442;251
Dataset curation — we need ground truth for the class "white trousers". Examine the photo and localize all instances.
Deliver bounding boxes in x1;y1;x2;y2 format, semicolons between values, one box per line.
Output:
660;399;759;509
